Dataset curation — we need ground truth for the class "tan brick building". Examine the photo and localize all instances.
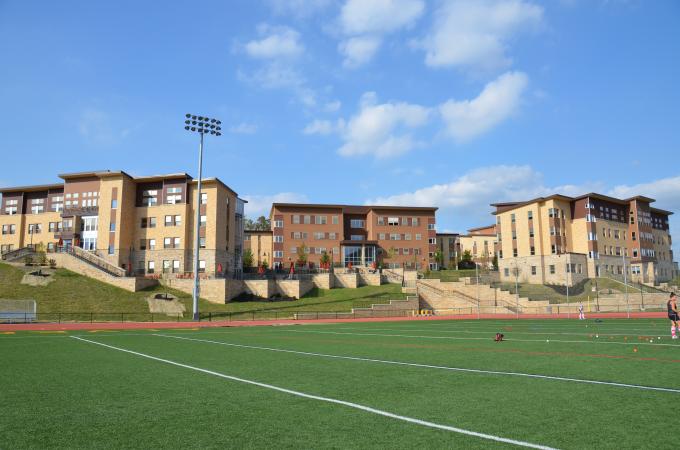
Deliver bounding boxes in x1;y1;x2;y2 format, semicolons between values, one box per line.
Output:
436;233;460;269
493;193;675;285
270;204;438;270
0;170;246;277
459;225;497;268
244;229;273;268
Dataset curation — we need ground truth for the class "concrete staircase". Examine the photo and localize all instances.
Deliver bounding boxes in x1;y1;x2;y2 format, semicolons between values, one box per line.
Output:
417;278;550;315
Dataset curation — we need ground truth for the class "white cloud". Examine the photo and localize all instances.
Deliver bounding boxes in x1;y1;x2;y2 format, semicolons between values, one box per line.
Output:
609;176;680;212
324;100;342;112
338;36;382;68
337;0;425;67
242;192;310;218
244;24;304;59
228;123;258;134
337;92;430;158
439;71;528;141
303;119;344;135
340;0;425;34
417;0;543;71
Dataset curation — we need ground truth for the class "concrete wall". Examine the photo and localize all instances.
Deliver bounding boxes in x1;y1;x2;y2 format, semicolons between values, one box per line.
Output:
243;279;275;298
163;277;244;304
276;279;314;299
312;273;333;289
358;272;381;286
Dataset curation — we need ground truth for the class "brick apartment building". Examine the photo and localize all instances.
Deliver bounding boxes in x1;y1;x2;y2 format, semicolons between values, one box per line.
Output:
270;204;438;270
458;225;498;268
436;233;460;269
0;170;246;276
493;193;675;285
243;229;273;267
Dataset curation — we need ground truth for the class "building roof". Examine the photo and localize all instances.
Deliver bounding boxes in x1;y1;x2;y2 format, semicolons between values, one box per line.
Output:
0;183;64;194
271;203;437;213
467;224;496;233
491;192;673;216
436;232;460;237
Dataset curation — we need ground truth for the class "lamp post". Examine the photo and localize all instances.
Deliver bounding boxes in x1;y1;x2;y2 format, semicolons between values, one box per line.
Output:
184;113;221;321
622;249;630;318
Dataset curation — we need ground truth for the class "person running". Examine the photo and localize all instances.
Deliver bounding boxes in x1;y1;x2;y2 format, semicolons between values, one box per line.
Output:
667;293;679;339
578;302;585;320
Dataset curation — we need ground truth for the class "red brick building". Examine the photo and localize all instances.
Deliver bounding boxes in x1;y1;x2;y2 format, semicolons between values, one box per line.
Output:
270;204;437;270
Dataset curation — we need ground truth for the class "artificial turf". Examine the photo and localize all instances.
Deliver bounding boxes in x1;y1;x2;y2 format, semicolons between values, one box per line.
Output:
2;318;680;449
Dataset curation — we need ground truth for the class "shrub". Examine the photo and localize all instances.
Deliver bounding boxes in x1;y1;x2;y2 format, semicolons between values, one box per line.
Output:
49;259;57;269
37;252;47;266
24;255;33;266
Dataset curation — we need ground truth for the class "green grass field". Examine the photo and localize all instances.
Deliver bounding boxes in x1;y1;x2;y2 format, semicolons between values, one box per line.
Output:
0;263;405;321
3;318;680;449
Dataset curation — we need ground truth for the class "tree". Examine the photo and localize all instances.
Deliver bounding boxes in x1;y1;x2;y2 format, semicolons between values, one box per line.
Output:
320;251;330;269
296;243;308;266
461;250;473;262
492;255;499;271
434;250;444;268
261;259;269;270
242;249;254;268
245;216;271;231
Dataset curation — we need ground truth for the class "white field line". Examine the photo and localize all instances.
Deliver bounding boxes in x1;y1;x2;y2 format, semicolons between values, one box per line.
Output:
70;336;556;450
154;334;680;394
277;329;680;348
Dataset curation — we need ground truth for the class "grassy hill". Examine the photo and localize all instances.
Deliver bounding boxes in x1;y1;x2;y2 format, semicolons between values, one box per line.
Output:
0;263;406;321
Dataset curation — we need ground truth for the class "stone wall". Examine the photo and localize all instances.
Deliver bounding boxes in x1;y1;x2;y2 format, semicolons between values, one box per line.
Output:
334;273;358;288
358;272;381;286
163;277;244;304
276;279;314;299
51;253;158;292
311;273;333;289
243;279;275;298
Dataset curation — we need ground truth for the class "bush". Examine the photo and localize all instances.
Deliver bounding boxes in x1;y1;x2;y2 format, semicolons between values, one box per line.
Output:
49;259;57;269
24;255;33;266
458;260;476;270
37;252;47;266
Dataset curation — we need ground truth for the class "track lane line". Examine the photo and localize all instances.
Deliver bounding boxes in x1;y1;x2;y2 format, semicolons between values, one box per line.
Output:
70;336;556;450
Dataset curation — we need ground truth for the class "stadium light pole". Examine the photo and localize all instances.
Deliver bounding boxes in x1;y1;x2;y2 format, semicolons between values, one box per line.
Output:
622;248;630;319
184;113;222;321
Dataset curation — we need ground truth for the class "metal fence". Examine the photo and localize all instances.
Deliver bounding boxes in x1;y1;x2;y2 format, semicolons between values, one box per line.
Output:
0;299;37;323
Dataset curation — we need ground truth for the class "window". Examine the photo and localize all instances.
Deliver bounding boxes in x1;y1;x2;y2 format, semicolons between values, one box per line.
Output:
314;232;325;240
316;215;327;225
292;215;300;224
2;224;16;235
139;239;147;250
350;235;363;241
200;193;207;205
551;245;557;254
415;234;422;240
412;218;419;227
274;220;283;228
513;248;518;257
377;217;385;225
199;215;207;227
531;266;536;275
428;238;436;244
273;250;283;258
164;238;172;248
199;237;206;249
511;213;516;223
147;261;155;274
350;219;365;228
141;218;148;228
390;233;401;241
586;214;596;222
388;217;399;226
405;233;412;241
108;245;114;255
174;237;180;248
303;215;311;224
549;265;555;274
163;260;171;272
109;222;116;232
172;260;180;273
329;232;337;240
512;231;517;240
111;199;118;209
428;223;435;230
332;216;339;225
28;224;42;234
274;235;283;243
378;233;386;240
530;246;535;256
142;190;158;206
504;268;510;277
527;211;533;220
529;229;534;238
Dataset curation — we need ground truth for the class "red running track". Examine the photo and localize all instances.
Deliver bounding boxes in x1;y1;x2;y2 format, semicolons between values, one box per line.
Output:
0;311;667;332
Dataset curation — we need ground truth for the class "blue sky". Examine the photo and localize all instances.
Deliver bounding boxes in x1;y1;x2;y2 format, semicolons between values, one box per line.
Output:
1;0;679;255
